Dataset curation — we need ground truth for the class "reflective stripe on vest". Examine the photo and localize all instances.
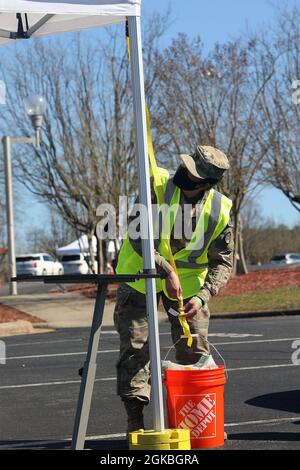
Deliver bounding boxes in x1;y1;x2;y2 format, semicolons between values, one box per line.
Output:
187;190;222;264
164;176;176;206
175;261;209;269
153;177;177;250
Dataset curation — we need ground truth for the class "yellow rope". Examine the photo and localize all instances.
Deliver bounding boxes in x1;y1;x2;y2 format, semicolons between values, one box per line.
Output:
126;22;192;347
145;108;192;347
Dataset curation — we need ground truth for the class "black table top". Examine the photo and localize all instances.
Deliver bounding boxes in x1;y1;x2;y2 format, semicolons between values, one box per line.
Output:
12;273;162;284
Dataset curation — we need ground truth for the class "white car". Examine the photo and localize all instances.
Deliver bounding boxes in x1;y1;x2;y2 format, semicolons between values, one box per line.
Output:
16;253;64;276
61;253;97;275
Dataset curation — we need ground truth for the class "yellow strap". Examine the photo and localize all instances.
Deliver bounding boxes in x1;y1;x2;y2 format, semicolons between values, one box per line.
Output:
126;37;131;61
146;108;192;347
127;23;192;348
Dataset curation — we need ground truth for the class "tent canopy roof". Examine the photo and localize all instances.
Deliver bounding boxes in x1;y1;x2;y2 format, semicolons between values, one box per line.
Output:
0;1;140;45
56;234;97;255
56;235;115;256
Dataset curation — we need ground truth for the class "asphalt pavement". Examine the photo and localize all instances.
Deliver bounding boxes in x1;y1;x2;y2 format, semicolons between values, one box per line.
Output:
0;315;300;450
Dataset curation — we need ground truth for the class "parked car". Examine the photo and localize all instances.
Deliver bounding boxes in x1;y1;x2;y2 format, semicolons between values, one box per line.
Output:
271;253;300;265
60;253;97;275
16;253;64;276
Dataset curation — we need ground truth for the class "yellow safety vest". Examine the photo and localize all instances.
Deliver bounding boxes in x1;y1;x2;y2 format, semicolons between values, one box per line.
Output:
116;168;232;299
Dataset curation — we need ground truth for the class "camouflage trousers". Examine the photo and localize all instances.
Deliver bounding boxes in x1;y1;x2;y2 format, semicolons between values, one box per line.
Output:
113;283;210;403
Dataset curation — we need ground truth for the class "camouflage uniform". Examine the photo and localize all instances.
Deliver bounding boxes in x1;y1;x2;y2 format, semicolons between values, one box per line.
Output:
114;190;234;404
114;145;234;411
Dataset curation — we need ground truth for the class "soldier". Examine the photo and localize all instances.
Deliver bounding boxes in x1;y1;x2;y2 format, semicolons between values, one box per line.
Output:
114;145;234;434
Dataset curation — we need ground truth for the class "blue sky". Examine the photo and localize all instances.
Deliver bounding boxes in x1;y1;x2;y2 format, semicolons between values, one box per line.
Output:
13;0;300;251
143;0;279;50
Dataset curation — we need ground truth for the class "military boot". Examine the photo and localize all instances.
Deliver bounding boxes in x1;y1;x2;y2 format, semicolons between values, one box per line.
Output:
124;399;145;435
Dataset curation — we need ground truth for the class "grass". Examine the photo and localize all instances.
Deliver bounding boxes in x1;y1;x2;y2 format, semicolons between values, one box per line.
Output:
209;286;300;315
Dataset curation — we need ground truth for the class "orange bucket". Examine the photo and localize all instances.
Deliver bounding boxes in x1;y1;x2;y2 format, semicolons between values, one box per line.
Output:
164;366;226;449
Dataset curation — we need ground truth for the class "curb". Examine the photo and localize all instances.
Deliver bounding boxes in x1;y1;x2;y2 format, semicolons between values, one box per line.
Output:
32;309;300;330
0;321;54;337
33;322;86;329
0;320;35;337
210;308;300;320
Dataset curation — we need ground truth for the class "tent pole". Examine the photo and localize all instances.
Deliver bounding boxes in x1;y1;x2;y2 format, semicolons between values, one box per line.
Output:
128;15;165;432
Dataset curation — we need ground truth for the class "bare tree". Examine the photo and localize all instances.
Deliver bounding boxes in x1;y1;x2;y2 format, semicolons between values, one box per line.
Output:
242;198;300;264
256;6;300;212
0;14;171;273
0;31;137;272
151;35;273;274
25;208;77;257
0;197;6;281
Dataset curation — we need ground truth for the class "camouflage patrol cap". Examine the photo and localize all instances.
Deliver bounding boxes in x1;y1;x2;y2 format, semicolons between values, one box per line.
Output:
180;145;230;180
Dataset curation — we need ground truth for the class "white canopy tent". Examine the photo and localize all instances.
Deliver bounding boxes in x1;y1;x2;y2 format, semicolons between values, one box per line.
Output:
0;0;164;447
56;235;98;256
0;1;140;45
56;235;115;257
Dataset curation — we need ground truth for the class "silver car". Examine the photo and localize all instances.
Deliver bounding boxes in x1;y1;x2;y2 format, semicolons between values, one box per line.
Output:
60;253;98;275
271;253;300;265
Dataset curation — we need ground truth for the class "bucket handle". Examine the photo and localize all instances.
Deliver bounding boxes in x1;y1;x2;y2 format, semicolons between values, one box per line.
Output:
163;334;228;379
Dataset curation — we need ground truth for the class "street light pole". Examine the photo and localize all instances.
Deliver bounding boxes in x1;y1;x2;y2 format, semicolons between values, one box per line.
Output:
2;135;36;296
3;136;16;296
3;94;46;295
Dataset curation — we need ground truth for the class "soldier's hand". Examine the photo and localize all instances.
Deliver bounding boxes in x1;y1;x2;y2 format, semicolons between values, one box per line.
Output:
182;297;203;319
166;271;182;301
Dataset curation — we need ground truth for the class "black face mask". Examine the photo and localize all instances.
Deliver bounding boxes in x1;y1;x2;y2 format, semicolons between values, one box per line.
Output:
173;166;203;191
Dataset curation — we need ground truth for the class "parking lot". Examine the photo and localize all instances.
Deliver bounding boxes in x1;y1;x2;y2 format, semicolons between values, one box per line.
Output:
0;315;299;450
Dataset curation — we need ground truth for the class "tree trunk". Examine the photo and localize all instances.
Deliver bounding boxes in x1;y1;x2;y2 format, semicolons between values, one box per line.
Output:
233;211;240;276
238;218;248;275
87;230;96;274
99;238;104;274
234;213;248;276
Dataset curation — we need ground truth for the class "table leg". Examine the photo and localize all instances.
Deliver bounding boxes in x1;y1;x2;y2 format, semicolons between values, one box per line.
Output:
71;283;107;450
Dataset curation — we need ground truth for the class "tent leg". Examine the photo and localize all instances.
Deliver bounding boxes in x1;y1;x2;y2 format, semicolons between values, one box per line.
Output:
128;15;165;432
71;283;107;450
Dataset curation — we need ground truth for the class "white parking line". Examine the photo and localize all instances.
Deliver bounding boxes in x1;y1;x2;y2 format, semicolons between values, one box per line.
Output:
86;416;300;435
227;363;298;372
210;333;263;338
225;417;300;427
6;350;119;360
1;362;298;390
103;331;263;338
7;337;300;361
6;339;84;348
213;337;300;346
0;377;116;390
0;440;68;450
100;331;118;335
0;432;127;449
0;417;299;449
159;332;263;338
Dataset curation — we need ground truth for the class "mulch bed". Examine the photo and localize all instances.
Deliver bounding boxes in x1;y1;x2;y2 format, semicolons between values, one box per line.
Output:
51;282;118;300
0;303;45;324
218;267;300;297
80;283;118;300
71;267;300;300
